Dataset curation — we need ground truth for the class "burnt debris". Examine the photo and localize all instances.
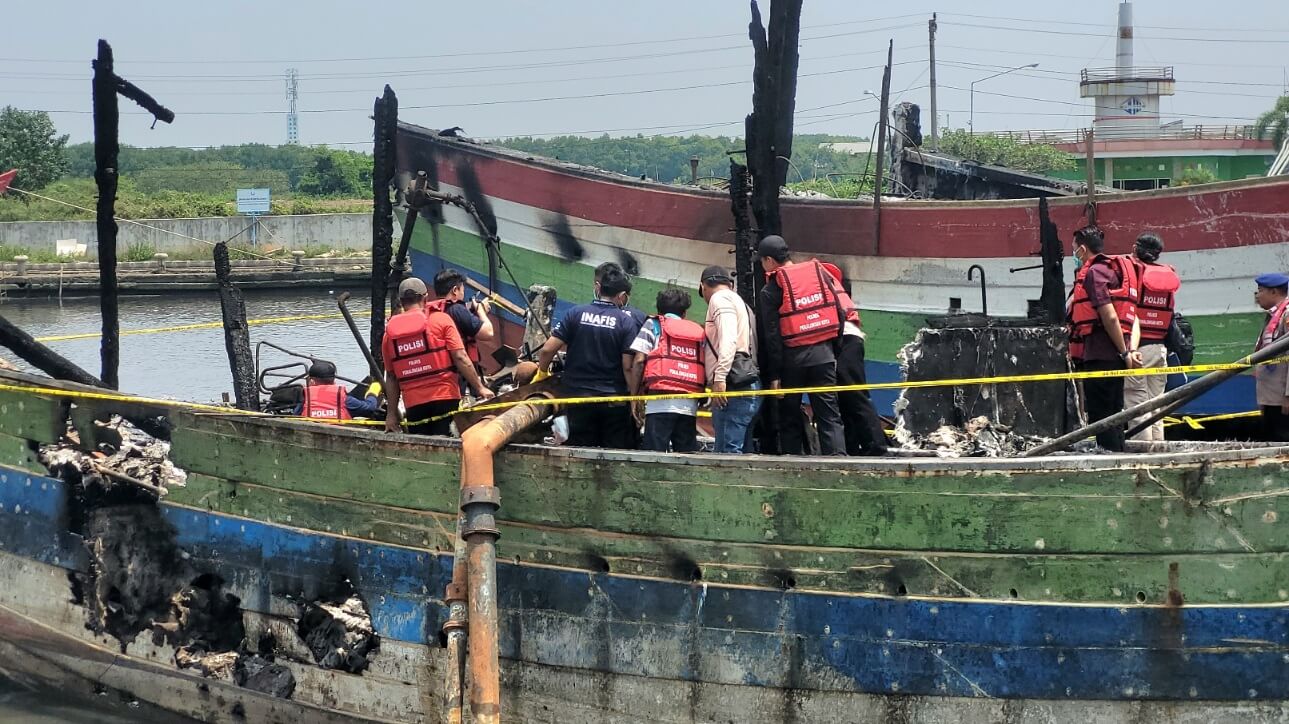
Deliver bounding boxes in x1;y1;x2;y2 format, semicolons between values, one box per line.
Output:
296;588;380;674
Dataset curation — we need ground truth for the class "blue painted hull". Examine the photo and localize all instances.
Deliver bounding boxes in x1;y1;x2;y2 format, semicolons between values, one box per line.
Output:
4;462;1286;705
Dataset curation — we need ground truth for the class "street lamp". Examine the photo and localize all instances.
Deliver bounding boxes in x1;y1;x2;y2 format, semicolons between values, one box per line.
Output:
969;63;1038;131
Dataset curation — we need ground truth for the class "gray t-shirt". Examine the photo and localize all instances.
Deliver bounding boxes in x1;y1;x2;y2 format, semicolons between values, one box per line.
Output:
630;315;700;417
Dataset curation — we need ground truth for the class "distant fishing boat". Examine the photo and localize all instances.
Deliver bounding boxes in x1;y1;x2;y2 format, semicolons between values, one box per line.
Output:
4;369;1289;721
395;122;1289;418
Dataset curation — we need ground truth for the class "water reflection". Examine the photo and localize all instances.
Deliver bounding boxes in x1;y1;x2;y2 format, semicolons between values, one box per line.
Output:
1;290;374;403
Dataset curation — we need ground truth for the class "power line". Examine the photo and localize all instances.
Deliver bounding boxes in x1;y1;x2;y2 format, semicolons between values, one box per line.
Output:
941;21;1289;44
17;61;922;118
0;23;925;84
935;43;1289;71
938;84;1261;122
0;13;929;66
938;12;1289;35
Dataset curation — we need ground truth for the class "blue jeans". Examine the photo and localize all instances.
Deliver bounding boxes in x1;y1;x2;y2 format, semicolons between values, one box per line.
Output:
712;381;762;453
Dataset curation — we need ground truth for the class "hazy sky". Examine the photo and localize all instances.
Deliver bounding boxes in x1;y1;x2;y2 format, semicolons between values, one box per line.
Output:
5;1;1286;149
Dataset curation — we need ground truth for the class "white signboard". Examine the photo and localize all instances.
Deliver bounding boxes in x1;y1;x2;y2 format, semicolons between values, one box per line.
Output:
236;188;271;214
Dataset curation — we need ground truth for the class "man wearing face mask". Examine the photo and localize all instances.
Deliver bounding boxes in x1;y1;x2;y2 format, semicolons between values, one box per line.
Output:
1066;225;1142;452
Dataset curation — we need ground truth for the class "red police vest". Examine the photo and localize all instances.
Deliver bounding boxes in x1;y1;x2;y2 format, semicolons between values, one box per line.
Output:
426;298;481;364
1258;300;1289;351
642;316;706;394
775;260;843;347
820;261;862;326
386;309;454;390
1067;254;1139;360
301;383;351;421
1134;261;1180;342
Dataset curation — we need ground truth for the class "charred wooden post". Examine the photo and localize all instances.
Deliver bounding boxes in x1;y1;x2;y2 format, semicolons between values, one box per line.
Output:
728;158;757;306
371;85;397;365
1084;128;1098;226
872;41;893;253
91;39;174;390
92;41;121;389
388;171;430;317
213;243;258;410
0;313;103;387
743;0;803;238
1037;197;1066;324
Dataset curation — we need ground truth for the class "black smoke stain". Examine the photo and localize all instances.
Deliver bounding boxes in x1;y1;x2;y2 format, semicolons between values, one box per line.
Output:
616;248;641;276
454;161;498;238
547;212;585;262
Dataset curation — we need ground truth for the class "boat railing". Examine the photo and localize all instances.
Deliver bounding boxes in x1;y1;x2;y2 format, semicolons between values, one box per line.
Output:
1080;66;1174;83
967;124;1266;146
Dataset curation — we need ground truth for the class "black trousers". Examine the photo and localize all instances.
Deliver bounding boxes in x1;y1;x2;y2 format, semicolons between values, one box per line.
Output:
567;402;638;449
777;362;846;456
1261;406;1289;442
837;336;888;456
1076;359;1126;452
641;413;699;453
405;399;458;437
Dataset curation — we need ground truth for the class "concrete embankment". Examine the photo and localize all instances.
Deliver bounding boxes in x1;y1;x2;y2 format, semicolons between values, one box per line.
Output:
0;257;371;297
0;213;370;256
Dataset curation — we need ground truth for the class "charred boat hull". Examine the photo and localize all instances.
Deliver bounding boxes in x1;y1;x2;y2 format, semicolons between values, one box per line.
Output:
3;370;1289;721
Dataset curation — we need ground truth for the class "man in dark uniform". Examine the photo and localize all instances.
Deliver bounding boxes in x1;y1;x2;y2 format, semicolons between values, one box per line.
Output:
757;235;846;456
1253;273;1289;441
430;268;494;376
537;265;641;448
1066;226;1142;451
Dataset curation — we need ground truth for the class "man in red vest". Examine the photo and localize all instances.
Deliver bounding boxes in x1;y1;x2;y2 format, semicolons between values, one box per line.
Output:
382;277;494;436
1253;273;1289;441
1124;233;1180;442
1066;226;1142;452
428;268;494;377
627;288;704;452
757;235;846;456
296;360;380;421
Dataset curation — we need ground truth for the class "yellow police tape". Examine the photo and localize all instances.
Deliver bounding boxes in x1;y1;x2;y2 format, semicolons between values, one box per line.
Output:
33;310;374;343
418;356;1286;424
0;355;1280;431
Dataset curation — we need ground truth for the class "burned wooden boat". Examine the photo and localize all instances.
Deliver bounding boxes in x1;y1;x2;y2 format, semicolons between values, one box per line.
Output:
3;367;1289;722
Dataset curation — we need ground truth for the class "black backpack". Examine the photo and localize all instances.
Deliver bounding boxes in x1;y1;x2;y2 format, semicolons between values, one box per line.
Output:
1165;313;1195;366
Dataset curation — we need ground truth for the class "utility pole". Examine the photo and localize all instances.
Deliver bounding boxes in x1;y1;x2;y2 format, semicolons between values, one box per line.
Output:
872;40;893;255
928;13;938;151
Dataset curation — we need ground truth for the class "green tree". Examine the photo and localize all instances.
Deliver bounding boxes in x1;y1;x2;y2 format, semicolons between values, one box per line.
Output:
1176;165;1218;186
1255;95;1289;150
936;129;1074;174
0;106;69;191
297;149;371;196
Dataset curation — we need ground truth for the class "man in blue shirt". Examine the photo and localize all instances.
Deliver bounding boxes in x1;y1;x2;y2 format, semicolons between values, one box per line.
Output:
431;268;495;377
537;265;641;448
596;261;647;327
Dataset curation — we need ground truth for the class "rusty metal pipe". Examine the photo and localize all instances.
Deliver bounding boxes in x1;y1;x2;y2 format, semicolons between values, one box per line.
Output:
441;514;469;724
458;396;554;724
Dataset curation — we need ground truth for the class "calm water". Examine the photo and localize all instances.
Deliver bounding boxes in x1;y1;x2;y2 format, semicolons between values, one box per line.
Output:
2;289;375;402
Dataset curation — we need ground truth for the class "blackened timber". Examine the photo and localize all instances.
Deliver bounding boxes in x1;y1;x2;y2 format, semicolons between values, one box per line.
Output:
371;86;397;365
213;243;258;410
728;159;756;306
388;171;428;317
0;312;104;387
1037;197;1066;324
872;41;893;254
93;40;121;389
743;0;803;238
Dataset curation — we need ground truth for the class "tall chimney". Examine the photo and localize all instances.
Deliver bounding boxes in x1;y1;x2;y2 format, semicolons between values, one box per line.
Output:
1116;1;1133;70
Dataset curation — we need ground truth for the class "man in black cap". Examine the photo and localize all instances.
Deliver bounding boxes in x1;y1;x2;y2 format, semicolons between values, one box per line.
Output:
757;235;847;455
295;360;380;421
1253;272;1289;441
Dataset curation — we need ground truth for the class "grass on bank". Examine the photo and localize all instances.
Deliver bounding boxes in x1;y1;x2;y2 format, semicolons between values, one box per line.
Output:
0;178;371;223
0;242;364;264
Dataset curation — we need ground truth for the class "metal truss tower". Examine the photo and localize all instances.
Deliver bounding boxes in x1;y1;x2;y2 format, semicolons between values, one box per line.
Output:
285;68;300;145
